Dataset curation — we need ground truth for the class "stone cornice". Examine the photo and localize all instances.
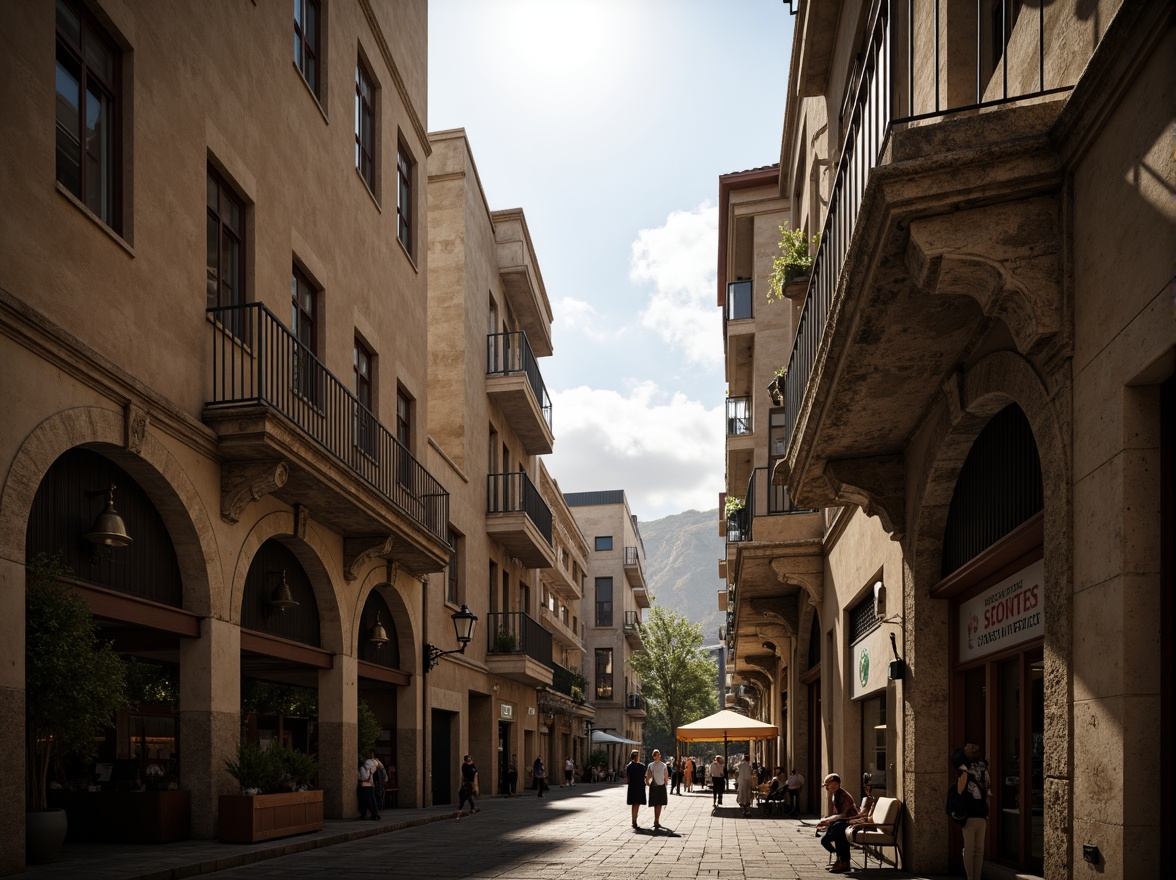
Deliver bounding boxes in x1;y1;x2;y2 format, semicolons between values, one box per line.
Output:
0;286;220;459
358;0;431;159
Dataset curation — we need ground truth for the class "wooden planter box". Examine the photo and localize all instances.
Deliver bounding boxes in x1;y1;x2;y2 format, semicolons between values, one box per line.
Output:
218;790;323;843
49;789;191;843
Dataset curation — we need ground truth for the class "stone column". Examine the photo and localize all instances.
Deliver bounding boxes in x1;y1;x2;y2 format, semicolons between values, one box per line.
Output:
319;654;356;819
397;674;422;807
179;616;240;839
0;556;26;873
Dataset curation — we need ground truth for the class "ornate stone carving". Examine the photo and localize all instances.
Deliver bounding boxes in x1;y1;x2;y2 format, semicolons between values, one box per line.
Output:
343;536;395;582
748;596;799;636
769;560;824;607
124;403;150;455
824;454;906;541
220;460;288;524
905;197;1062;356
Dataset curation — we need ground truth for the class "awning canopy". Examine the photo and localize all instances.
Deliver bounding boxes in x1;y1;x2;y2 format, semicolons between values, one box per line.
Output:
675;709;779;742
590;730;641;745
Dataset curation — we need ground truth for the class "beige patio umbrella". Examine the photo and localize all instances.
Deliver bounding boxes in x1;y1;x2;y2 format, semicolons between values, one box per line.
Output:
676;709;779;767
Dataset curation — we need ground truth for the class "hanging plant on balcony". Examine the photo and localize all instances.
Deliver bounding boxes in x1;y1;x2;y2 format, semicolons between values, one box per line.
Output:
724;497;745;520
495;629;518;653
767;225;819;301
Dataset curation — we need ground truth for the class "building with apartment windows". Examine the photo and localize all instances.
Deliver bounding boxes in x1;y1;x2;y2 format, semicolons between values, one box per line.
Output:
567;491;649;762
0;3;588;872
425;128;591;801
721;3;1173;879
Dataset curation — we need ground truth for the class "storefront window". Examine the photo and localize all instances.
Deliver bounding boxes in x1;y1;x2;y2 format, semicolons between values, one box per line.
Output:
860;693;887;795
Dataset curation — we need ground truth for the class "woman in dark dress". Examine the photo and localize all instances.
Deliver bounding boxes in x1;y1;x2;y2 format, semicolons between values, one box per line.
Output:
625;749;647;829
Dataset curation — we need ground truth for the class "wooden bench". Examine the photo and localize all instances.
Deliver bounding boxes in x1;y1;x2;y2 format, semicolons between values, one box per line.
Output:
846;796;903;869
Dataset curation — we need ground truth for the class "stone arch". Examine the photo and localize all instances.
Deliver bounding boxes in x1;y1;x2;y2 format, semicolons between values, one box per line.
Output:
905;349;1071;870
352;564;421;676
231;511;344;654
0;405;221;616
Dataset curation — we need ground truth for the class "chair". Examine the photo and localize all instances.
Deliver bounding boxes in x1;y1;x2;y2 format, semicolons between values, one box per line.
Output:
846;796;903;870
754;782;775;813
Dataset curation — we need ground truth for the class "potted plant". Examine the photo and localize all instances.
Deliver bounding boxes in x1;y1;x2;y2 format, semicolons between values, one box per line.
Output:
25;553;127;863
724;497;745;520
219;740;323;843
495;629;518;653
767;225;820;301
768;366;786;405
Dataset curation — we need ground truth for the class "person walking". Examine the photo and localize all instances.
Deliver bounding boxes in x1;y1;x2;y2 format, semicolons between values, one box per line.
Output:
709;754;726;806
684;756;695;793
953;743;991;880
533;756;548;797
736;753;755;817
563;756;575;787
645;749;670;829
356;756;380;821
785;768;804;815
507;754;519;797
669;757;682;795
455;754;478;817
624;749;647;829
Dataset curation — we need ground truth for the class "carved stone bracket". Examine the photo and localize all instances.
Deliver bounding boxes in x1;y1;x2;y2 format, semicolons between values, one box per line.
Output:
343;536;396;582
742;655;778;678
905;197;1062;356
769;559;824;607
824;454;906;541
124;403;150;455
748;596;799;637
221;460;288;524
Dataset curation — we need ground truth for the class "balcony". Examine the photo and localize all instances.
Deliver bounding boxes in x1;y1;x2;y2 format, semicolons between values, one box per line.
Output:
551;663;587;703
624;693;647;719
777;0;1071;532
631;585;650;609
623;545;645;588
486;611;553;688
623;610;644;651
486;471;555;569
486;331;553;455
725;396;751;436
203;303;450;576
539;605;583;652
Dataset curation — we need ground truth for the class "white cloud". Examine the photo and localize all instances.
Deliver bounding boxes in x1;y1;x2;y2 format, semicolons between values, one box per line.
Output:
547;382;723;520
553;296;611;343
629;203;721;368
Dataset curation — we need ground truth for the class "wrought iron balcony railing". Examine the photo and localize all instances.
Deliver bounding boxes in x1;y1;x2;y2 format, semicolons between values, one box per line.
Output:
782;0;1065;452
487;611;553;668
624;610;641;630
486;470;553;545
625;693;647;712
551;662;587;700
726;396;751;436
487;330;552;430
206;303;449;544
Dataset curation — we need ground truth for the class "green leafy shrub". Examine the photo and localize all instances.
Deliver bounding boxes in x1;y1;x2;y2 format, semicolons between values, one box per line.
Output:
767;225;819;300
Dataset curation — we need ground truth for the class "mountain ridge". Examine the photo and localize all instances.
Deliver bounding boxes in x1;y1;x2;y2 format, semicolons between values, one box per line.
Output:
638;508;724;644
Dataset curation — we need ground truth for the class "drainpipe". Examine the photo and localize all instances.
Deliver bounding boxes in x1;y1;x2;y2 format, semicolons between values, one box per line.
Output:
421;574;429;807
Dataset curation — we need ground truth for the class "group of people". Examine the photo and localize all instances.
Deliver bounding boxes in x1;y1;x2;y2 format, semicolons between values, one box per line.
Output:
624;748;672;830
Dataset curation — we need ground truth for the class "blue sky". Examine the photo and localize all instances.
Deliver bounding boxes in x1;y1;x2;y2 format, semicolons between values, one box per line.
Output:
429;0;794;521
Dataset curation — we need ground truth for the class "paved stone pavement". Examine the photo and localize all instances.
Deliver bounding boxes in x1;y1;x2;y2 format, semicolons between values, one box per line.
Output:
21;784;960;880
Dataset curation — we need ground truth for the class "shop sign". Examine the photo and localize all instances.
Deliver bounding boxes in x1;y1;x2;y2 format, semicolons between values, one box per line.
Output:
958;557;1044;663
500;703;514;720
851;625;892;699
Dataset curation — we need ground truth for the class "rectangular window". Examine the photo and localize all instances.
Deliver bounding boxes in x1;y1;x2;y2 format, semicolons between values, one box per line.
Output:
354;60;375;191
55;0;120;229
595;577;613;627
395;388;413;487
354;337;375;456
595;648;613;700
291;267;320;404
207;169;245;317
594;536;613;552
446;530;462;605
396;143;414;254
293;0;320;97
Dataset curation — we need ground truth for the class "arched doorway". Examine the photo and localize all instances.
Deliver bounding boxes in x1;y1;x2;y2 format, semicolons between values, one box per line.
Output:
26;447;196;841
937;403;1044;876
356;587;408;809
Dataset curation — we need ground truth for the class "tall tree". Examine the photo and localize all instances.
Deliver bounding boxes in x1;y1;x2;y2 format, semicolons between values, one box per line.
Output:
627;607;718;758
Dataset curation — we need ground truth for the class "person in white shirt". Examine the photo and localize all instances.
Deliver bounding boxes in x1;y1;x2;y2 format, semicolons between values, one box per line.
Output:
735;753;755;817
709;755;726;806
644;749;670;829
563;757;575;787
785;768;804;815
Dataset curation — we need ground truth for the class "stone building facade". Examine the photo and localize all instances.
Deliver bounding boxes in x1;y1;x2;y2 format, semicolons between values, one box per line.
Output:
722;2;1173;879
0;2;589;872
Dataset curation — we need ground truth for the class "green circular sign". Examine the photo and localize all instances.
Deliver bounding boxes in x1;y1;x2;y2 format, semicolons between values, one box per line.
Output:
858;647;870;688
